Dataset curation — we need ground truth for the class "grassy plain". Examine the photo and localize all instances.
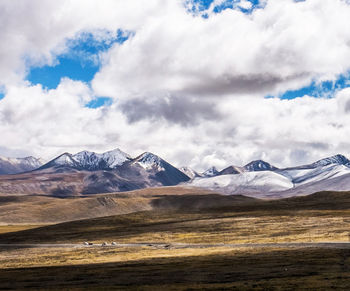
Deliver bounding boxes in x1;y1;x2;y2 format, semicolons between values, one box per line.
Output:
1;191;350;244
0;225;44;234
0;246;350;290
0;190;350;289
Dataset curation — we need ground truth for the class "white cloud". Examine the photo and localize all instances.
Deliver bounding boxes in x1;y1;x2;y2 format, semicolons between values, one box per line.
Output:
0;0;350;171
238;1;253;10
0;0;174;86
0;80;349;171
93;0;350;99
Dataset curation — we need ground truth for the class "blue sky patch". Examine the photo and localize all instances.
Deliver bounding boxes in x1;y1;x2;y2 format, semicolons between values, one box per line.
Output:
0;86;5;101
86;97;113;108
189;0;261;15
28;57;98;89
27;30;130;91
266;73;350;100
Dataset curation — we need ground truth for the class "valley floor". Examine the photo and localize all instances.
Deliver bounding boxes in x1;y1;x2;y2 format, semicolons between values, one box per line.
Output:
0;245;350;290
0;189;350;289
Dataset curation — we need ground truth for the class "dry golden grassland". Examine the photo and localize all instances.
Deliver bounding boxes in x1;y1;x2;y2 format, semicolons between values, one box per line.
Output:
0;190;350;289
0;245;238;269
0;246;349;290
1;208;349;245
1;191;350;246
0;186;216;224
0;225;44;234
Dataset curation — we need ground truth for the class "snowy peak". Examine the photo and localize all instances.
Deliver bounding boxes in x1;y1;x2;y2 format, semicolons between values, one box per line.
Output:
191;171;293;196
190;154;350;198
40;148;131;171
73;148;131;170
244;160;278;172
22;156;43;168
45;153;78;168
123;152;191;186
180;167;201;179
0;155;42;167
0;155;43;174
134;152;164;170
202;166;219;177
311;154;350;168
219;165;244;175
101;148;131;168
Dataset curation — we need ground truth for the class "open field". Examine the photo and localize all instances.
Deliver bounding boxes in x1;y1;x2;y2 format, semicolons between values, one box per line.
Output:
0;186;217;224
1;189;350;289
1;191;350;244
0;246;350;290
0;225;44;234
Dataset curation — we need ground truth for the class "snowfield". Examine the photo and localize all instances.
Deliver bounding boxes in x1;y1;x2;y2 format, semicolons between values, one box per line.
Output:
191;171;294;195
189;155;350;197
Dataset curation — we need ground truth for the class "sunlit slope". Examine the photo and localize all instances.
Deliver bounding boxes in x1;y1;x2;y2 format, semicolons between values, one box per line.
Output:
1;191;350;244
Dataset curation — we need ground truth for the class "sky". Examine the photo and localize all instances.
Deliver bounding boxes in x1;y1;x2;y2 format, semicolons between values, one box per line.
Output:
0;0;350;171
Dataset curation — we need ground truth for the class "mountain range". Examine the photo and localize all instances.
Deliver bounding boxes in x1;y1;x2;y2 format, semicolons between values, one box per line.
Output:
191;154;350;198
0;156;43;174
0;149;350;198
0;149;191;196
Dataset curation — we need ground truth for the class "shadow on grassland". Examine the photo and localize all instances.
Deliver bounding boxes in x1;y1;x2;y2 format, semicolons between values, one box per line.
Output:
1;191;350;244
0;248;350;290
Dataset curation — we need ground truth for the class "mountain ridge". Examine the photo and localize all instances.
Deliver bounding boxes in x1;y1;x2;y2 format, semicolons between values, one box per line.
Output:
0;150;350;198
0;156;43;175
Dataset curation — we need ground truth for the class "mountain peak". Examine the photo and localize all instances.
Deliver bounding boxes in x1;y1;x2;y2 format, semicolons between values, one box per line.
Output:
0;155;43;174
202;166;219;177
100;148;131;168
51;153;77;166
244;160;277;172
135;152;164;170
180;166;201;179
40;148;131;171
219;165;244;175
313;154;350;167
107;148;127;154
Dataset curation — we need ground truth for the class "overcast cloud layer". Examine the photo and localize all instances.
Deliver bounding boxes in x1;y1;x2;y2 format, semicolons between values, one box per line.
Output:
0;0;350;171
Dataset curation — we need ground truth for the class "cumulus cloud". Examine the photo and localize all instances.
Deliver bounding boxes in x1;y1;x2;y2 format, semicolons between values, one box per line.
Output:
93;0;350;100
1;82;349;171
0;0;174;85
238;0;253;9
120;95;222;126
0;0;350;171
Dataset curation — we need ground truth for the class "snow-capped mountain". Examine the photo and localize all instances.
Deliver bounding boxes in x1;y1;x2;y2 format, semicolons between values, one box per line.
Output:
39;148;131;171
73;149;131;170
33;150;191;194
201;160;277;178
119;152;191;186
278;163;350;184
1;149;350;198
202;166;219;177
188;154;350;198
219;165;245;175
46;153;79;168
306;154;350;169
244;160;278;172
180;167;202;179
191;171;293;196
0;156;43;174
133;152;165;171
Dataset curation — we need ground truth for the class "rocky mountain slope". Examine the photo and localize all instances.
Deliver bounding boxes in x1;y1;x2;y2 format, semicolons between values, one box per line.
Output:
0;150;191;196
0;156;42;174
1;149;350;198
39;148;131;171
